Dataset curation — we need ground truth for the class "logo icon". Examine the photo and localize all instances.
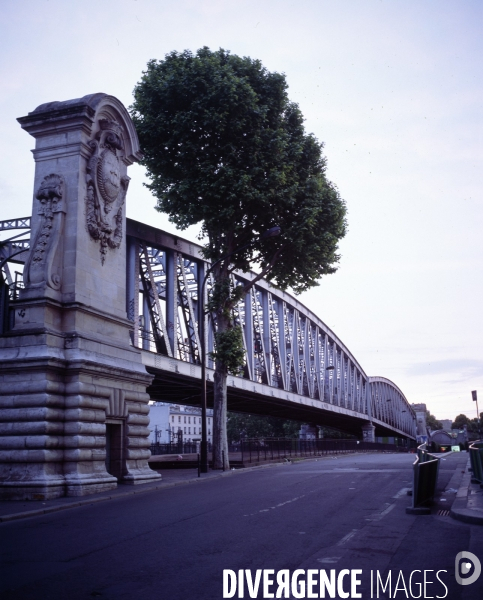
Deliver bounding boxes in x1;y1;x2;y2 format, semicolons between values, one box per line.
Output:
455;551;481;585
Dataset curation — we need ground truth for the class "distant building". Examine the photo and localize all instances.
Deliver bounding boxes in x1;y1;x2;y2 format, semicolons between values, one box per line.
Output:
411;403;429;443
440;419;452;432
430;426;467;448
148;403;213;445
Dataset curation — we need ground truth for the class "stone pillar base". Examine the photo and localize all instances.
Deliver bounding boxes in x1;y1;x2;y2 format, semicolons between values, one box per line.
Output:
122;468;161;485
0;478;66;501
0;93;160;501
65;474;118;497
362;421;376;443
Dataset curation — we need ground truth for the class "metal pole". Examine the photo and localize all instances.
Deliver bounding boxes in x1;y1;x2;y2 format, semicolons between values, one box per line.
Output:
477;398;481;439
472;390;480;441
200;269;209;473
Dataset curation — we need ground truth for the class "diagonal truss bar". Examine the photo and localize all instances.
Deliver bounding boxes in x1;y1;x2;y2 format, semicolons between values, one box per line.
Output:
139;242;172;357
176;255;201;364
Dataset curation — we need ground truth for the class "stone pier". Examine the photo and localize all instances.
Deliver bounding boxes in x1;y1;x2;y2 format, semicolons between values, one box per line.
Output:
361;421;376;442
0;94;161;500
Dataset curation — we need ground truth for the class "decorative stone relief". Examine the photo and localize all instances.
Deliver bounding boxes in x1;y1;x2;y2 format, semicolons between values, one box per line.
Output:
86;119;130;264
24;173;65;290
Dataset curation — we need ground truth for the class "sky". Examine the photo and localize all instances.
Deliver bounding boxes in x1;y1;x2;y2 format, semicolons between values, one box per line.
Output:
0;0;482;422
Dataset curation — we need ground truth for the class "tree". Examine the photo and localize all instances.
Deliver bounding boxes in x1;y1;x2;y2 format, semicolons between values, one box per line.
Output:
227;413;300;442
425;410;443;431
452;414;470;430
131;48;347;469
452;413;482;433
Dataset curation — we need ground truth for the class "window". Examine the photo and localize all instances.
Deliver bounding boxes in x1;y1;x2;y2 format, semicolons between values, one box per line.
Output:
199;418;201;424
178;416;181;423
184;416;186;424
184;427;186;434
171;416;174;422
188;417;191;424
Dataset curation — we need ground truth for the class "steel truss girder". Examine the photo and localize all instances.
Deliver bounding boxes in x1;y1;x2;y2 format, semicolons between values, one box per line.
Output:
0;217;31;231
127;233;415;438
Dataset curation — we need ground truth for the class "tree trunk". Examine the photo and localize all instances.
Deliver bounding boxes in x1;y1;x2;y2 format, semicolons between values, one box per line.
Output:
213;365;229;470
212;312;230;470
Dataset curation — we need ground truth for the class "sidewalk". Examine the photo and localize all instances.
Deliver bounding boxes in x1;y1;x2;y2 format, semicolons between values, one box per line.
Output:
450;456;483;525
0;460;287;523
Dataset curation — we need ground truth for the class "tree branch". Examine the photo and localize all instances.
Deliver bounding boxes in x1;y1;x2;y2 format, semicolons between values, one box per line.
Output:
241;244;288;294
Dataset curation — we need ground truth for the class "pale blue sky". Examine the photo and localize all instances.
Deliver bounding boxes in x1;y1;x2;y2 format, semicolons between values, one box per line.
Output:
1;0;482;420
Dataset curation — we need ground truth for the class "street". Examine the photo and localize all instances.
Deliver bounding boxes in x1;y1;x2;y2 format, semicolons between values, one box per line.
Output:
1;452;482;599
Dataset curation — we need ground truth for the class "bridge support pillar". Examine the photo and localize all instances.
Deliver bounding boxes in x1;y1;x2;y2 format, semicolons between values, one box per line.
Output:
361;421;376;443
0;94;161;500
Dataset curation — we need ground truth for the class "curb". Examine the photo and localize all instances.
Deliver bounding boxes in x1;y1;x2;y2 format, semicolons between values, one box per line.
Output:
450;459;483;526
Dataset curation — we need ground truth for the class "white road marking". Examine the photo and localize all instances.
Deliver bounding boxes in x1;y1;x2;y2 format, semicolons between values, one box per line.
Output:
317;557;342;564
243;495;306;517
336;529;359;546
366;503;397;521
333;467;360;471
392;487;410;499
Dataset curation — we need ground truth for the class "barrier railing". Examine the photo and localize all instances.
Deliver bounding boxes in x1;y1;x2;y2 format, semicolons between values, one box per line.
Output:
469;440;483;485
406;443;440;515
150;442;211;455
238;438;408;464
149;438;409;463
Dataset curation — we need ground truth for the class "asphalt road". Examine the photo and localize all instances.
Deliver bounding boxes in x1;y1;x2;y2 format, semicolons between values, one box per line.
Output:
1;452;482;600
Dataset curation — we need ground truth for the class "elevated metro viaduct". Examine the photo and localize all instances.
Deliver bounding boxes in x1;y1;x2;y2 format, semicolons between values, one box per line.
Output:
0;92;416;501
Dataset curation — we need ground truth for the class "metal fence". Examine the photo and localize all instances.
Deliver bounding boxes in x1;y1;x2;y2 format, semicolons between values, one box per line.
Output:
237;438;409;464
150;438;409;459
150;442;209;455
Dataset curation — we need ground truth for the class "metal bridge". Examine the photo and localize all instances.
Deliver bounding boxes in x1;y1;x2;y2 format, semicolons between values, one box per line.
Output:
1;215;417;441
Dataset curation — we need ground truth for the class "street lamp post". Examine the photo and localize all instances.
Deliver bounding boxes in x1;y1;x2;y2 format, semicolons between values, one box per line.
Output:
199;227;281;474
472;390;481;440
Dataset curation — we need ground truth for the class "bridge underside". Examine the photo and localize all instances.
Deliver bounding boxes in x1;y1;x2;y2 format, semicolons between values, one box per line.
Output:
146;368;410;439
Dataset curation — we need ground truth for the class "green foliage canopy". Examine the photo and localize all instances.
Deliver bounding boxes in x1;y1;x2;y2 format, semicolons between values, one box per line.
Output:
227;413;301;442
130;47;347;294
452;413;482;432
425;410;443;431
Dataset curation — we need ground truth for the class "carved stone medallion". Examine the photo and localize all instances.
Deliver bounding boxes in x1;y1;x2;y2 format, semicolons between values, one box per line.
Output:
85;119;130;264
